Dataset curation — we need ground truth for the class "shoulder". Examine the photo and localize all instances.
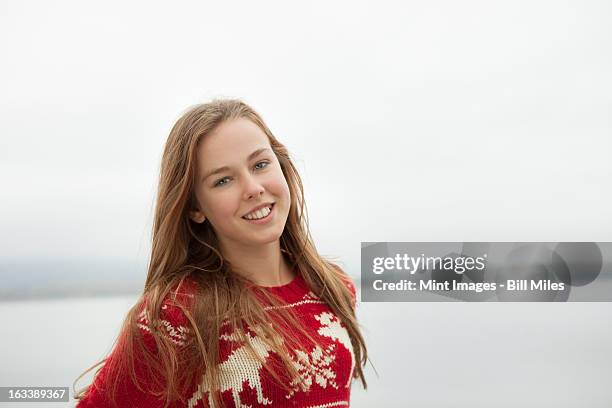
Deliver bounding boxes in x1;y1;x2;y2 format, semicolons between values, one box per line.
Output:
78;279;199;407
137;277;198;349
329;263;357;307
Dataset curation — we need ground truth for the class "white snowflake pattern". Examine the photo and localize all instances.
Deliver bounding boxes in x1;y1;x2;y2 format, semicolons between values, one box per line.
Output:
286;343;339;399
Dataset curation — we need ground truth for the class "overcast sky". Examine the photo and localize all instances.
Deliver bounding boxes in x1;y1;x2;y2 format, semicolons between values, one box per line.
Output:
1;0;610;277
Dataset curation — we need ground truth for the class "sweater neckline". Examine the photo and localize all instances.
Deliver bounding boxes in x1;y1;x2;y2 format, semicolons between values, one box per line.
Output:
255;266;302;292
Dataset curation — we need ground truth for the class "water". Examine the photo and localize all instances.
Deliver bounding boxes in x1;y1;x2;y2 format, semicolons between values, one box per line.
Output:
1;297;611;407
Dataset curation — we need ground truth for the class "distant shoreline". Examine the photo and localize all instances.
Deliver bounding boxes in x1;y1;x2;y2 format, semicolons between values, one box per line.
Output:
0;288;142;302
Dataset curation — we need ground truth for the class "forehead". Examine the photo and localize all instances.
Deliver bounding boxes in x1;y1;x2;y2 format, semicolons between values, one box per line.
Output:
199;118;271;162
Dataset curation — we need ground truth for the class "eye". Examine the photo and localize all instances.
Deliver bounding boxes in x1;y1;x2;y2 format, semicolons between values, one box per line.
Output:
254;160;269;170
213;161;269;188
214;176;231;187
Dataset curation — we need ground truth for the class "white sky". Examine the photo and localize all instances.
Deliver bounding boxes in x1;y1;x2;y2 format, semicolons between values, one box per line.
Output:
1;0;611;275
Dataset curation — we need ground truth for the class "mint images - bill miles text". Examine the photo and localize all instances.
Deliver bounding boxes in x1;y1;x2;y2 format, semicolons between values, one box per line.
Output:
373;279;565;292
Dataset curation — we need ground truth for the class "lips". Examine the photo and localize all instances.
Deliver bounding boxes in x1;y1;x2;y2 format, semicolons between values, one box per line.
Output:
242;203;274;219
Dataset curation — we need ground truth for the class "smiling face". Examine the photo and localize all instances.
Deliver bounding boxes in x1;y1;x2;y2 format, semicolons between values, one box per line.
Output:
190;118;291;251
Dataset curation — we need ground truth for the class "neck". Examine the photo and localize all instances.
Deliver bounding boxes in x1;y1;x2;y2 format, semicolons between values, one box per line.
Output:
219;239;294;287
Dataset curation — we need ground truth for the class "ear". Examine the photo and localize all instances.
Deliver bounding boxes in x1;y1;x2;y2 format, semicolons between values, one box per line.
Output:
189;209;206;224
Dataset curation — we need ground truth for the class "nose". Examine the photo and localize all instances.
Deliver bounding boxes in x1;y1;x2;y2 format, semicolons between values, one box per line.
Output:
243;173;265;201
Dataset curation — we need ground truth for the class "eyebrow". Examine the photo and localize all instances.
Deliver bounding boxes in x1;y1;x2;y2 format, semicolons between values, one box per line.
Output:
202;147;272;183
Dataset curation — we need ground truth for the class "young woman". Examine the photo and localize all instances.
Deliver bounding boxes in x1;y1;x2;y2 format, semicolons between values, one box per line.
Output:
74;99;368;408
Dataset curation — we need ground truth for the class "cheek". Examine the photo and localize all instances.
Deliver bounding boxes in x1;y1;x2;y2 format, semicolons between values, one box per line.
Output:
203;193;239;223
269;173;291;203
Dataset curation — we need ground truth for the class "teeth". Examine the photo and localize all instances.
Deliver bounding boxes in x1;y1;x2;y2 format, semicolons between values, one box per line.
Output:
244;206;271;220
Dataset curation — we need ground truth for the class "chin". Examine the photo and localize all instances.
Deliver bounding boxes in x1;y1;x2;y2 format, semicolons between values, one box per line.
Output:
244;227;284;245
252;232;283;245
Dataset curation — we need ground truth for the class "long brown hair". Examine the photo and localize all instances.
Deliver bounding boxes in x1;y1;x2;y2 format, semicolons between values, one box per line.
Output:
74;99;368;407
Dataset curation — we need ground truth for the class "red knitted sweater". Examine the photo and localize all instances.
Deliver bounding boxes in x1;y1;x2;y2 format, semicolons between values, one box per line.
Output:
77;268;357;407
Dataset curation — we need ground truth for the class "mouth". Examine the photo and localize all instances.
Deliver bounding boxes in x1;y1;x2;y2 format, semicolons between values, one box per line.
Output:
241;203;275;222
